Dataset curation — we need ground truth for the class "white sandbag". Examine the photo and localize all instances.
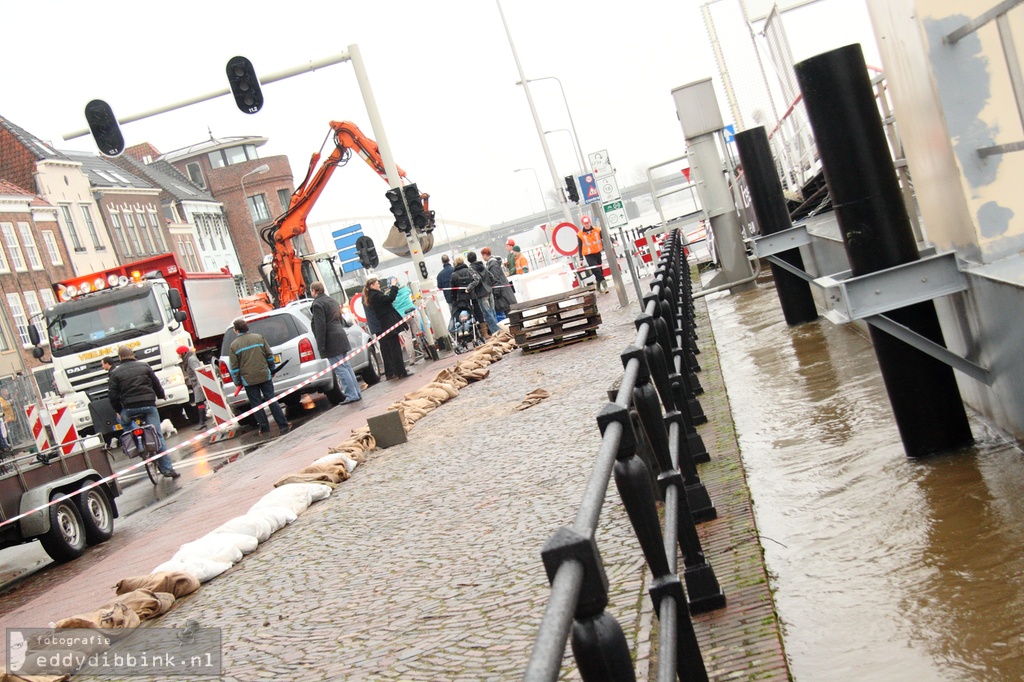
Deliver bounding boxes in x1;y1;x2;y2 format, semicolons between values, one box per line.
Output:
173;538;243;565
211;513;275;543
312;453;358;473
151;557;232;583
249;486;313;516
202;531;259;555
304;482;333;502
248;505;297;533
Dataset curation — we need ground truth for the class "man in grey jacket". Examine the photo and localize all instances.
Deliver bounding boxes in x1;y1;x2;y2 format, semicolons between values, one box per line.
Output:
309;282;361;404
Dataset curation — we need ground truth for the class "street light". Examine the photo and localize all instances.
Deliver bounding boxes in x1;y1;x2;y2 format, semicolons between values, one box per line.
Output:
517;76;587;172
514;168;554;229
241;164;270;257
544;129;583;174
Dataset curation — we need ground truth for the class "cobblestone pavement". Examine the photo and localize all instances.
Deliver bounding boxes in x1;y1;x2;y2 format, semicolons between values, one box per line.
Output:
76;288;657;681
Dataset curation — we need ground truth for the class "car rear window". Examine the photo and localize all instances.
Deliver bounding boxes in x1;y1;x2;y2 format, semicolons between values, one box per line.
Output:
220;314;303;355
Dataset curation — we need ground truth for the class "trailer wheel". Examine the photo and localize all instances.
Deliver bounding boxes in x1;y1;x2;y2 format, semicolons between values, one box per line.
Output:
39;494;87;562
77;486;114;545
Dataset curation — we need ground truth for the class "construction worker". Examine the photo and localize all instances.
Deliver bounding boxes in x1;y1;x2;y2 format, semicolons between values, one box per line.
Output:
505;238;518;276
577;215;608;293
512;245;530;275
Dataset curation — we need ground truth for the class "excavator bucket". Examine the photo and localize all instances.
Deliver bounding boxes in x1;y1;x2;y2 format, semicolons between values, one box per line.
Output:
382;224;433;258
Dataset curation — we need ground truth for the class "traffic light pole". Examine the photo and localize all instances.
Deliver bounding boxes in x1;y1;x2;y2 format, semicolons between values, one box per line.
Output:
349;44;448;349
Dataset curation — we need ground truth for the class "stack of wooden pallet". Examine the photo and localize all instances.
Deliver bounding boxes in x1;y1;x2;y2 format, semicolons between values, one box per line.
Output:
507;285;602;354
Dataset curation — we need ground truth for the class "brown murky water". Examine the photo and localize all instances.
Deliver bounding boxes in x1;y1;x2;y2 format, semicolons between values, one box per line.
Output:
706;276;1024;681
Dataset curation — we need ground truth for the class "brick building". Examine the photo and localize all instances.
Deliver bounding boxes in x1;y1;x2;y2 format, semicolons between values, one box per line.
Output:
160;135;310;293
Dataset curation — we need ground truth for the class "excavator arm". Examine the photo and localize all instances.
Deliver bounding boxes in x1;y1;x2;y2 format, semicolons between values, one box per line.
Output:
265;120;432;306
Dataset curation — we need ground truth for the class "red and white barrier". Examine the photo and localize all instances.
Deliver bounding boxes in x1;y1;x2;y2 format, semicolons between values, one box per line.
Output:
50;404;79;455
196;366;237;443
25;403;50;452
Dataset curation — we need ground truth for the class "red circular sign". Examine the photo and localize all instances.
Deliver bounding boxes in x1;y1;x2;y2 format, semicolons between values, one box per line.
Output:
349;292;367;322
551;222;581;256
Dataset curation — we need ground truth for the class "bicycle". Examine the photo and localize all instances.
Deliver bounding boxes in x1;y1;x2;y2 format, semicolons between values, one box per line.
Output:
115;417;160;486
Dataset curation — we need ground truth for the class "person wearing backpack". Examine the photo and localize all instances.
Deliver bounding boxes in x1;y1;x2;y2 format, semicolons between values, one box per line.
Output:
467;251;499;337
108;345;180;478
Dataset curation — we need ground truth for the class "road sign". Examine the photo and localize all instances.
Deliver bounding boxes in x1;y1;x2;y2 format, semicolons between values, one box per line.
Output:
589;149;612;177
602;200;628;228
724;124;735;144
598;175;620;203
579;173;601;205
551;222;580;256
332;223;363;273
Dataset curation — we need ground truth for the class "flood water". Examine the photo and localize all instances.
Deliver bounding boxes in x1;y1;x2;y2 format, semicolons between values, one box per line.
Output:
705;274;1024;681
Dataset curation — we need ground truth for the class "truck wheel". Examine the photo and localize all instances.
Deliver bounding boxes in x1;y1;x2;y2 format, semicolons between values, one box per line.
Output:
77;486;114;545
325;376;345;406
39;494;87;562
360;349;382;386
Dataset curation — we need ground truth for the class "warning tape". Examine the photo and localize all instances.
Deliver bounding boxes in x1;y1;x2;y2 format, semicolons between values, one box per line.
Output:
0;314;416;533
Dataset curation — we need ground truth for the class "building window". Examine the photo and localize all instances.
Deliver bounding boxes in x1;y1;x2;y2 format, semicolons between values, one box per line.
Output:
277;189;291;212
207;151;226;169
0;317;11;351
6;293;29;346
1;223;26;272
136;212;156;254
22;291;46;345
148;211;166;251
40;287;57;309
80;204;102;249
181;239;200;271
41;230;62;265
109;212;131;257
59;204;83;251
186;162;206;188
18;223;43;270
123;211;144;255
247;194;271;224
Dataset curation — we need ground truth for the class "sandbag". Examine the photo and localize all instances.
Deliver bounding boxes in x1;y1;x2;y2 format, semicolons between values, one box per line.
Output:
54;602;140;631
211;513;276;542
202;531;259;555
115;571;200;598
151;557;232;583
250;486;313;516
247;505;298;533
99;589;175;621
172;538;243;565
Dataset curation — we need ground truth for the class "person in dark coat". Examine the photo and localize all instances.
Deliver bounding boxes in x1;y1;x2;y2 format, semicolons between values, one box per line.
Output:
449;256;490;339
108;345;180;478
176;345;209;431
364;277;412;380
481;247;516;318
228;318;291;436
466;251;499;336
436;254;455;314
309;281;361;403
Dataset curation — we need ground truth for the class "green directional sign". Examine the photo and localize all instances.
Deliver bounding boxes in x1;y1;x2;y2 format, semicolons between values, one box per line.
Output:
603;200;624;213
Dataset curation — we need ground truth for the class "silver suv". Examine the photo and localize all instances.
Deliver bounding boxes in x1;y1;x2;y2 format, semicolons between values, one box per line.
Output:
217;300;382;417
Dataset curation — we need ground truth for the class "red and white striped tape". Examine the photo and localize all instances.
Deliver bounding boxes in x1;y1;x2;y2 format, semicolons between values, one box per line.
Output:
0;313;417;533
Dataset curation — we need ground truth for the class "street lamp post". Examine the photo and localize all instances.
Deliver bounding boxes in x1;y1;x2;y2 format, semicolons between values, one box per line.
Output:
514;168;554;229
544;128;584;177
517;76;587;173
241;164;270;258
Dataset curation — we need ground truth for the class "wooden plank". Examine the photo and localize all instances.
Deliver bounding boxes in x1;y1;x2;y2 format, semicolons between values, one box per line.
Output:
517;319;602;346
513;314;602;344
520;329;600;354
508;298;597;325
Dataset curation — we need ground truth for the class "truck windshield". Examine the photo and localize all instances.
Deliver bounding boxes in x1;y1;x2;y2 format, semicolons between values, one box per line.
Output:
46;286;164;357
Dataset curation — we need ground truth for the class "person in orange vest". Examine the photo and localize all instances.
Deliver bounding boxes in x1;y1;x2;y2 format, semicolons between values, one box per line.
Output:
577;215;608;293
512;245;530;275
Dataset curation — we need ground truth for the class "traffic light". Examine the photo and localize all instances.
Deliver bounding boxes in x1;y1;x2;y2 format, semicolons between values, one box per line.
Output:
386;187;411;233
564;175;580;203
355;235;379;269
84;100;124;156
404;184;432;233
225;56;264;114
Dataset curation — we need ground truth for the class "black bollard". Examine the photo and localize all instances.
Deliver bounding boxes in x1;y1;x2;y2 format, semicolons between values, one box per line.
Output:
795;44;973;457
734;125;819;325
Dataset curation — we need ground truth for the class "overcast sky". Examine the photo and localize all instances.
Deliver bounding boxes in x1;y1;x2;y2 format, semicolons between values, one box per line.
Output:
2;0;877;249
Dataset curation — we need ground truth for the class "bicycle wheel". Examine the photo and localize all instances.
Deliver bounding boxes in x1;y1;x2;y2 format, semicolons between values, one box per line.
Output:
144;458;158;486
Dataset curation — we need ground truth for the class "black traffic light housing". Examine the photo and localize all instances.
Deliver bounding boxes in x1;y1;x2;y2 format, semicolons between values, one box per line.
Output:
355;235;379;269
226;56;264;114
564;175;580;203
404;184;433;233
84;100;124;156
386;187;411;233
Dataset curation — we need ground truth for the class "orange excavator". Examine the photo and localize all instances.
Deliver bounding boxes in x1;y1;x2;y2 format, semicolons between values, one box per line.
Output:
254;120;434;308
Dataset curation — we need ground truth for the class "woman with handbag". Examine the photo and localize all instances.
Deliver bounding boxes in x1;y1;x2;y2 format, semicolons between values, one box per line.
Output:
364;277;413;380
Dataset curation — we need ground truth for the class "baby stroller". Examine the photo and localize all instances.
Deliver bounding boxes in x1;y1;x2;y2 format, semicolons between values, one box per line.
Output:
449;303;482;354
